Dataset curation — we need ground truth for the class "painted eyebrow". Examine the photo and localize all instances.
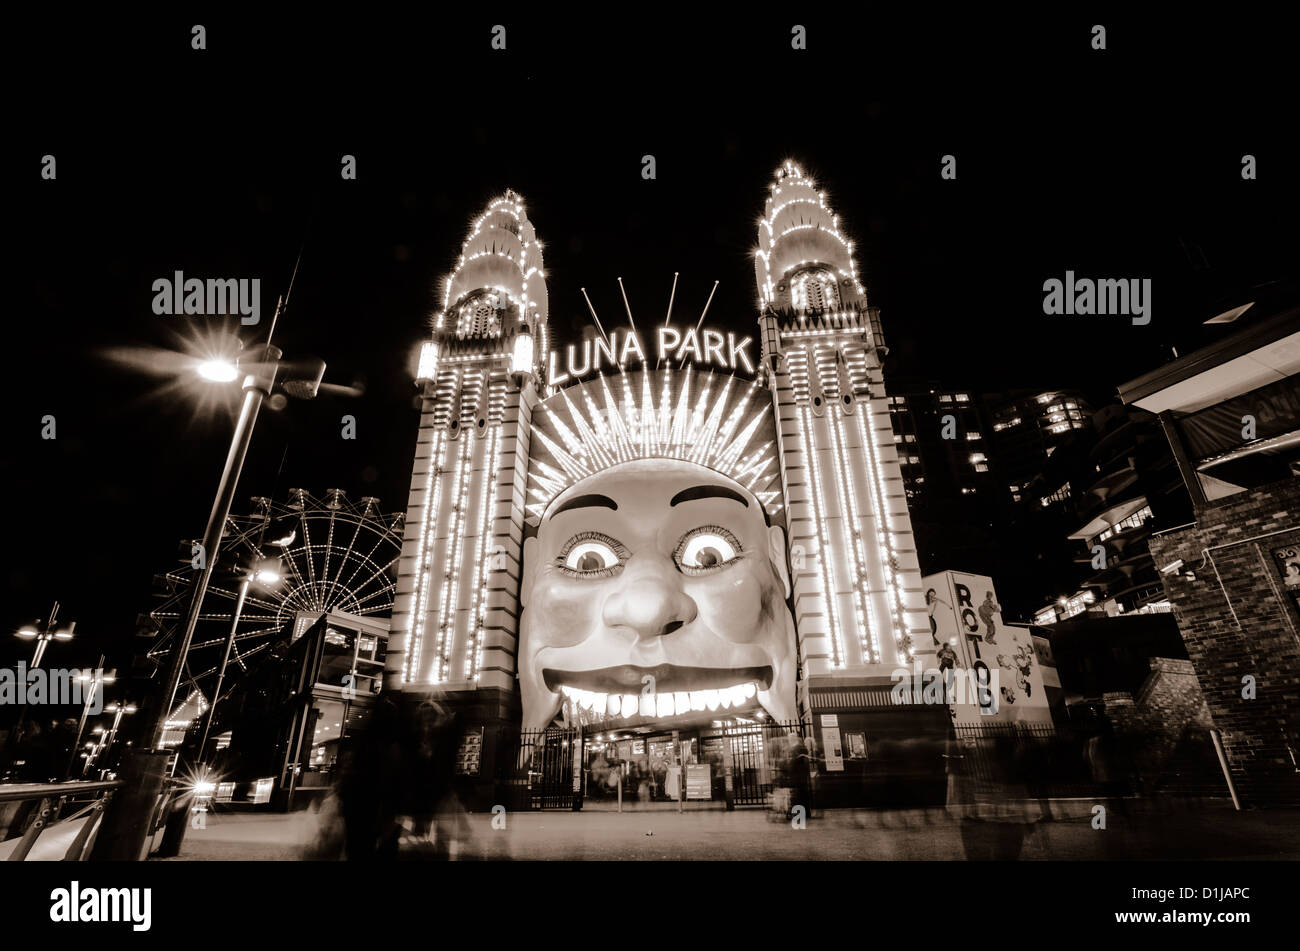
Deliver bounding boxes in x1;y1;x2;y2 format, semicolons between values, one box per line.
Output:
549;494;619;518
669;485;749;508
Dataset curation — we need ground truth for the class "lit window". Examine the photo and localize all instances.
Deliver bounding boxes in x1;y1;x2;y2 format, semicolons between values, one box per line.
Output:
939;395;953;403
893;434;903;443
966;431;982;440
969;453;986;463
975;463;989;472
956;393;970;402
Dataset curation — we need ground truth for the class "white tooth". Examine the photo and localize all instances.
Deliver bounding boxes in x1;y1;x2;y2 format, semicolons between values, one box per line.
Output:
560;686;574;701
704;689;721;711
577;690;591;711
621;695;639;718
690;692;706;712
639;694;655;717
606;694;620;716
657;693;674;717
674;692;691;714
742;682;756;699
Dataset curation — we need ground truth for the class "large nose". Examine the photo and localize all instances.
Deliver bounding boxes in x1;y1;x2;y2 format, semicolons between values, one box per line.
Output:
602;553;698;639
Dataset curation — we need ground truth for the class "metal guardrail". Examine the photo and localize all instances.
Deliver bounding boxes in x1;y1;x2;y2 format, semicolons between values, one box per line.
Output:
0;780;123;861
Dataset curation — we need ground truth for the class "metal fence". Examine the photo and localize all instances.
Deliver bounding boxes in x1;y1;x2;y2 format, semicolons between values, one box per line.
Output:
707;721;811;807
495;721;814;811
495;727;579;811
0;780;122;860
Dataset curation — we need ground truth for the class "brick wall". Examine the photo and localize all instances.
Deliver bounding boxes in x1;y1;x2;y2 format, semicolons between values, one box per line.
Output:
1100;658;1218;791
1148;476;1300;806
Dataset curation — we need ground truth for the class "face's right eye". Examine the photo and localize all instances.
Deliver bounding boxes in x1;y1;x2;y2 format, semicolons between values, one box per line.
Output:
557;533;626;577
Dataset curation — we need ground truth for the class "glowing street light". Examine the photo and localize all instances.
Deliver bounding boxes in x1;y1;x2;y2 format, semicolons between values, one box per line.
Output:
196;358;240;382
13;601;76;668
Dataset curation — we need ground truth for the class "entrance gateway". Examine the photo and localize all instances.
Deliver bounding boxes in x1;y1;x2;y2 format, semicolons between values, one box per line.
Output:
503;714;811;811
390;165;959;814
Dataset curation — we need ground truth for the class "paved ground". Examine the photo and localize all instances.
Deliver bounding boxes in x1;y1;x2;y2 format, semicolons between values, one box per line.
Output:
156;799;1300;861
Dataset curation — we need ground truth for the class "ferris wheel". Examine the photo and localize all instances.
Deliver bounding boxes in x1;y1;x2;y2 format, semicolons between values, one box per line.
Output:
145;488;404;706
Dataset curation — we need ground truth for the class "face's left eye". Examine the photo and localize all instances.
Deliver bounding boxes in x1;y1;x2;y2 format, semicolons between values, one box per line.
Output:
675;527;740;573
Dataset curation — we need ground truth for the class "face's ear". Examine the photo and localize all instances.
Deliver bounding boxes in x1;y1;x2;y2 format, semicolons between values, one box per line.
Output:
520;536;538;609
768;524;791;600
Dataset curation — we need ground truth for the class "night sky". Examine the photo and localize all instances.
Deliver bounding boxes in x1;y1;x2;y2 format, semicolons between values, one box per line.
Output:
6;10;1296;691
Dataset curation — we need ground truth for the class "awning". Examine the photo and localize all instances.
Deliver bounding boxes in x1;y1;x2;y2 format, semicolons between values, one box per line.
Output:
1118;309;1300;414
1069;495;1150;541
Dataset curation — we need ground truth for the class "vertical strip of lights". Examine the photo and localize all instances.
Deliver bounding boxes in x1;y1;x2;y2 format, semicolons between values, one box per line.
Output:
465;420;501;683
855;387;910;662
796;400;844;669
404;426;446;684
434;373;478;682
819;348;880;664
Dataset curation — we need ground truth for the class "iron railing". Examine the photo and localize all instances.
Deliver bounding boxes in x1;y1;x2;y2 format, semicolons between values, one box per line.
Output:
0;780;123;860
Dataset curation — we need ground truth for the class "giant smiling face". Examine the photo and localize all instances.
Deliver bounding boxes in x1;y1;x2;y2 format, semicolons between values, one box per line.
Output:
519;459;798;730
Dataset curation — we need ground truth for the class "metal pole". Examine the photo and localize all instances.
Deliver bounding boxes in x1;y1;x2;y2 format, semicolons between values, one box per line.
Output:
196;576;250;758
148;345;281;748
6;603;59;758
65;654;106;780
1210;728;1243;811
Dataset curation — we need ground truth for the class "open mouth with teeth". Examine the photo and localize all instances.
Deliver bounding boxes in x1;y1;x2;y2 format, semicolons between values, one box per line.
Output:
543;665;772;720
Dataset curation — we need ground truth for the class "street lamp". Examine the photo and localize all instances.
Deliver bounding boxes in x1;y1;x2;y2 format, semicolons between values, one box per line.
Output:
13;601;76;670
195;555;282;760
65;662;115;780
86;702;137;777
5;602;76;758
149;300;334;750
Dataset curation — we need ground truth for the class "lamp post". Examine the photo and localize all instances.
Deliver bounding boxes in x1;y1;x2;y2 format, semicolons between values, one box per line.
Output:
195;557;281;762
86;702;137;777
6;602;76;757
96;284;331;859
64;659;114;781
148;341;283;748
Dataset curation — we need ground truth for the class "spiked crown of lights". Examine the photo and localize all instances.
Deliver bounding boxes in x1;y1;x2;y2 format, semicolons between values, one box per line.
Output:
526;366;782;523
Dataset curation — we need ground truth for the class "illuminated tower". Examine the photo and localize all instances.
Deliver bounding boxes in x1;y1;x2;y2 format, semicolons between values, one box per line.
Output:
755;162;930;707
387;191;547;714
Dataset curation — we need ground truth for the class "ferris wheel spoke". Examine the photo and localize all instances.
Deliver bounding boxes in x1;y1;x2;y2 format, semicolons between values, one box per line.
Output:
340;553;402;609
326;515;366;610
320;507;338;610
335;526;399;604
299;508;320;608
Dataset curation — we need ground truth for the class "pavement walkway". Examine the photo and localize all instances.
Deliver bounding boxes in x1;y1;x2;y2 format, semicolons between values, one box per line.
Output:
155;799;1300;861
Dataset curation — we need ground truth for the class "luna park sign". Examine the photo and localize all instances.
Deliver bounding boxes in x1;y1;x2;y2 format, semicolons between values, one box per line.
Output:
548;325;755;386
